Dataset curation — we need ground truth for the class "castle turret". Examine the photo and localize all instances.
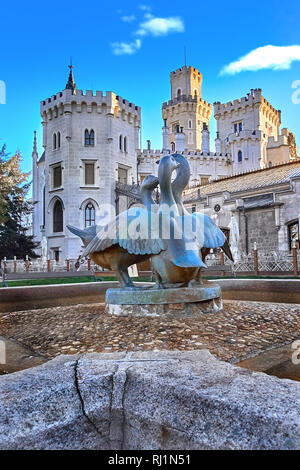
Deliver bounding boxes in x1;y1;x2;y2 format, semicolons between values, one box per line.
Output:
162;119;168;151
162;65;212;152
202;123;210;153
32;131;38;203
36;64;141;261
65;60;76;95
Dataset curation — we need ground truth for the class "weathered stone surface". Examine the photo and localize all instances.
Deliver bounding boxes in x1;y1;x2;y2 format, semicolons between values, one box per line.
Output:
105;297;222;317
105;284;222;317
0;350;299;450
106;284;221;305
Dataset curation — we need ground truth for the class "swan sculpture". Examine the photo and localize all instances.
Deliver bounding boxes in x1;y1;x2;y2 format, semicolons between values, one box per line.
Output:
82;155;205;288
68;174;159;288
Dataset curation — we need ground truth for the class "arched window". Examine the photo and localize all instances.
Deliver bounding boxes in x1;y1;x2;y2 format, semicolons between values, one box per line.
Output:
57;132;61;148
85;129;95;146
89;129;94;146
53;133;56;150
85;129;89;146
177;88;181;97
188;120;192;129
85;202;95;227
171;142;175;152
194;89;198;96
238;150;242;162
53;200;63;233
124;136;127;153
119;135;123;151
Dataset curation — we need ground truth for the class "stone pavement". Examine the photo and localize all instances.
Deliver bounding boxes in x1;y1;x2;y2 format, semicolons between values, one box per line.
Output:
0;300;299;375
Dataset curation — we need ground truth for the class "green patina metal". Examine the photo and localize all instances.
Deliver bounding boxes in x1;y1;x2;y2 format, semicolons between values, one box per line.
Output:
105;283;221;305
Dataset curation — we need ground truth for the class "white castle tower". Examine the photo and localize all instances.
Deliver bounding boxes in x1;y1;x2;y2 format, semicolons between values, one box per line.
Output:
33;64;141;261
214;88;282;172
162;66;212;152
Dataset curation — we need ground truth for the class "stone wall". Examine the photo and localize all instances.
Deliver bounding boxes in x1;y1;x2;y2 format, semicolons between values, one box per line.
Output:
241;208;277;253
0;350;299;450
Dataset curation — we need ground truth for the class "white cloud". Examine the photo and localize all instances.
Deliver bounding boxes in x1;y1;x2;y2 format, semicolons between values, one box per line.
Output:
135;16;184;37
121;15;136;23
111;39;142;55
139;4;152;11
220;45;300;75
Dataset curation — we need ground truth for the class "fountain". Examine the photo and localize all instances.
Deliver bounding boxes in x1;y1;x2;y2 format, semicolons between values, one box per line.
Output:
69;154;233;317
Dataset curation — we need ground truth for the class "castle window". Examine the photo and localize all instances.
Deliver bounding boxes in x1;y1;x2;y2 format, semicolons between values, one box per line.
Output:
85;129;95;146
119;135;123;151
234;121;243;133
57;132;61;148
171;142;175;152
188;120;192;129
177;88;181;97
194;89;198;96
118;167;128;184
53;164;62;188
124;136;127;153
53;133;57;150
85;203;95;227
238;150;243;162
201;176;209;186
89;129;95;146
84;163;95;185
53;200;63;233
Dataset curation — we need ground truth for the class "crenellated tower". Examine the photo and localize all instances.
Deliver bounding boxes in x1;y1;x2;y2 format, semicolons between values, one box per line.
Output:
34;64;141;261
162;66;212;152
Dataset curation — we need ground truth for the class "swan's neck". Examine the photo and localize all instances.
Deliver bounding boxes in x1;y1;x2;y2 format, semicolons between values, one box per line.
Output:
174;197;188;216
172;164;190;216
159;169;179;215
141;188;155;211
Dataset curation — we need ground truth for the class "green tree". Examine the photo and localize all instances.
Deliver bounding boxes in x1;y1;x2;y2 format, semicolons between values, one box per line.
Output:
0;145;39;259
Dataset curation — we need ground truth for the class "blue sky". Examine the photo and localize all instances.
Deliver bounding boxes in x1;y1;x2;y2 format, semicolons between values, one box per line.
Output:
1;0;300;176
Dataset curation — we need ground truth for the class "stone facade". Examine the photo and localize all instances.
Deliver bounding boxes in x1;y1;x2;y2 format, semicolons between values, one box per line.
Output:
184;161;300;257
33;69;141;260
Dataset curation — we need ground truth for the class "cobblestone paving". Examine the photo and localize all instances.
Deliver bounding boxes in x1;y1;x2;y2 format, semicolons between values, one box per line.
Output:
0;300;299;364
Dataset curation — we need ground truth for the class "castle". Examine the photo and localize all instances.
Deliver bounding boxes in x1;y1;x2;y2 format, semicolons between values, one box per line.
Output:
32;64;298;261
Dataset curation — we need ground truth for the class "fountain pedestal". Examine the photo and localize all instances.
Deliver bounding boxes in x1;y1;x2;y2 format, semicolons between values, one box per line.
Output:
105;283;222;317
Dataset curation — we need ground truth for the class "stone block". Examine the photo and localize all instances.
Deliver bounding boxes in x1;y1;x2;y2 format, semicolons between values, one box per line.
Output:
0;350;299;449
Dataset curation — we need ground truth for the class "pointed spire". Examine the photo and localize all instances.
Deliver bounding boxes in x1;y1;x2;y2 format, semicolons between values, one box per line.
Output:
32;130;38;159
65;58;76;94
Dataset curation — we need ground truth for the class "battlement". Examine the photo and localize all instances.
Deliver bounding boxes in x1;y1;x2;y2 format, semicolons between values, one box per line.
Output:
214;88;281;122
267;134;289;149
138;149;232;162
40;88;141;120
214;89;263;115
162;94;211;109
170;65;202;77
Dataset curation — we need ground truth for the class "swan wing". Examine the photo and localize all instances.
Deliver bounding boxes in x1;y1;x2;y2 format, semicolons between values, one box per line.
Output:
82;207;166;256
192;213;226;248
